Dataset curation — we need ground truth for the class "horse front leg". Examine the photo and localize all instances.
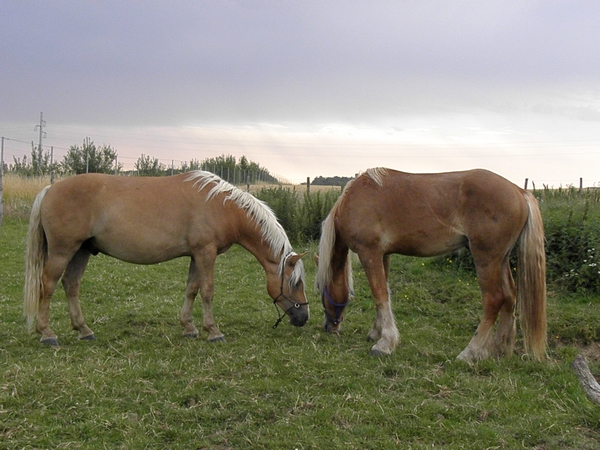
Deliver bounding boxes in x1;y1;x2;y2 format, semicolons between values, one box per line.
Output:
366;254;392;342
180;259;200;338
181;252;224;342
360;253;399;356
62;248;95;341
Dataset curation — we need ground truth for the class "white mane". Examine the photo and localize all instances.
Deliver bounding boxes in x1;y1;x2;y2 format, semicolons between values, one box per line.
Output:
362;167;388;186
185;171;304;284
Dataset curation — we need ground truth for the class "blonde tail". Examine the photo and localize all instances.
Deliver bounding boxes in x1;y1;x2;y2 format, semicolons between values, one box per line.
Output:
518;191;547;361
24;186;51;332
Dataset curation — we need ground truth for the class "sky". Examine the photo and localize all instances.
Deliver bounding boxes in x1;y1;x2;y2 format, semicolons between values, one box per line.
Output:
1;1;600;185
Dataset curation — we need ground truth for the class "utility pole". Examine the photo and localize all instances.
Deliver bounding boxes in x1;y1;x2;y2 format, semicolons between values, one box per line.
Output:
34;112;46;175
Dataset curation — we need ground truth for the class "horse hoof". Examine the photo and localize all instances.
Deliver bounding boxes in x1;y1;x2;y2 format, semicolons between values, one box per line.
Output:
41;337;60;347
370;348;391;357
209;336;226;343
80;334;96;341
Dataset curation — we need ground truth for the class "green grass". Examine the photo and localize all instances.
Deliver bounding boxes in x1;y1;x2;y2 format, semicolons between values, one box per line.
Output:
2;217;600;449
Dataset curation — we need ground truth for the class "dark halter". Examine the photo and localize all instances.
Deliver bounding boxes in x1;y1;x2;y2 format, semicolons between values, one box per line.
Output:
321;285;349;326
272;253;308;329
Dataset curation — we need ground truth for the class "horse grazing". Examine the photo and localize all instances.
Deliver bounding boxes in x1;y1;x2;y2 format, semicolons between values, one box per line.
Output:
24;171;309;346
316;168;546;362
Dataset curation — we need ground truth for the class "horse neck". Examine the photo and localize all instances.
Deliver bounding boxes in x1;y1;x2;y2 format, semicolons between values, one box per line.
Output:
329;254;352;301
236;220;284;293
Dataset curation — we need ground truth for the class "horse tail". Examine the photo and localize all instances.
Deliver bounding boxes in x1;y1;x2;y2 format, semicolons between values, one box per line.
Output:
24;185;51;332
517;190;547;361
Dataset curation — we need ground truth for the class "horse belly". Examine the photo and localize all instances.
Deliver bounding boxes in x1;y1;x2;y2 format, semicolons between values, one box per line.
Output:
382;226;467;258
91;227;189;264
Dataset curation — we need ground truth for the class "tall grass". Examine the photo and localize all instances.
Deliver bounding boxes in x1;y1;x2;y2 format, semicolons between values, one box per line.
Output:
1;173;53;219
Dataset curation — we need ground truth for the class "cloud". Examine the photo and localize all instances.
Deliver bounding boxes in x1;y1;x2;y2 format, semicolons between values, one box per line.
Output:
2;1;600;185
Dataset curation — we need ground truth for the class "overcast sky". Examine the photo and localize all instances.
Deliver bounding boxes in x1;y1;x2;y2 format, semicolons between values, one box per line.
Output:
2;1;599;185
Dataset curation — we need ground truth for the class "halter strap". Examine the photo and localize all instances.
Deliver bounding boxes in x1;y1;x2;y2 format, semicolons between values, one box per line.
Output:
321;285;349;326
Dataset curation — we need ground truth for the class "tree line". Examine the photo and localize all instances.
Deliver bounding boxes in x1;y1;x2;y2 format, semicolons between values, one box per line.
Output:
5;138;280;184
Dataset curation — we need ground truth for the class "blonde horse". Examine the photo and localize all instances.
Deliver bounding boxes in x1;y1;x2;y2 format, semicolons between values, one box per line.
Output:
24;171;308;346
316;168;546;362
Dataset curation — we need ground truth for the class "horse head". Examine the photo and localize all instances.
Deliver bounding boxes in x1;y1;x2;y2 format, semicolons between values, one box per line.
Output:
314;253;351;333
271;252;309;328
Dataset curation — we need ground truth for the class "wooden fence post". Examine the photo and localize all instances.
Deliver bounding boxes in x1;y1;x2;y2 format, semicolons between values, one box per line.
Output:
0;137;3;226
307;177;310;195
524;178;528;190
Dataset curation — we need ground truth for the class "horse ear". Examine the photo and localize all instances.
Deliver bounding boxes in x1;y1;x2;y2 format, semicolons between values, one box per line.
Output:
287;252;307;266
313;253;319;267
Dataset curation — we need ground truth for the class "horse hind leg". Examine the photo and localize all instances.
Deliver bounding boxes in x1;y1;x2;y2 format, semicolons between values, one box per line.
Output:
36;254;71;346
490;262;517;357
62;248;95;340
457;259;505;362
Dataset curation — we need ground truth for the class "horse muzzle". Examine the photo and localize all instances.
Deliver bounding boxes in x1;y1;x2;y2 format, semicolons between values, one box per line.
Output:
323;316;342;333
288;305;309;327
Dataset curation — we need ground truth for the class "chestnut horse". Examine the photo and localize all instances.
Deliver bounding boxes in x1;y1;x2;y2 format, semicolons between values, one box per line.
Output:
24;171;308;346
316;168;546;362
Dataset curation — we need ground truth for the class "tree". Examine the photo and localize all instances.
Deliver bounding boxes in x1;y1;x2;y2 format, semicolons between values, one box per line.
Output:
11;146;57;177
62;138;121;175
179;158;202;173
135;154;166;176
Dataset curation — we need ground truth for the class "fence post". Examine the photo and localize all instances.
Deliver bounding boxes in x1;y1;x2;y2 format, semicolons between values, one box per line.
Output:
307;177;310;195
580;177;583;192
50;146;54;184
524;178;528;190
0;137;4;226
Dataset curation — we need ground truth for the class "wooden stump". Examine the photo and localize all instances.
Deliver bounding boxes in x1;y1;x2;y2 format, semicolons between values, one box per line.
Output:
572;354;600;405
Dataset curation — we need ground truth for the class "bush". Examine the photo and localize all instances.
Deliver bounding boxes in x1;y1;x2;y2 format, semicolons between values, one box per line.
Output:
254;187;340;244
541;187;600;293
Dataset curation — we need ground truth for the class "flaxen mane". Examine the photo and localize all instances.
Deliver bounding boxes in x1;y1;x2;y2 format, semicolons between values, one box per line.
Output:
186;171;304;285
363;167;388;186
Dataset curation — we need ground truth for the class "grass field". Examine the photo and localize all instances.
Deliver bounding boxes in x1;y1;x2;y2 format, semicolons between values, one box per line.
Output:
2;214;600;449
3;176;600;448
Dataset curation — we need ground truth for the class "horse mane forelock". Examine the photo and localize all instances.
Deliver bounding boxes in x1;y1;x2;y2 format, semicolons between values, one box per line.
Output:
186;171;304;283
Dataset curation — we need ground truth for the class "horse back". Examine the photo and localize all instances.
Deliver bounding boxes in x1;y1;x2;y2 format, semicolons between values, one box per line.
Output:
39;173;241;263
335;169;528;257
